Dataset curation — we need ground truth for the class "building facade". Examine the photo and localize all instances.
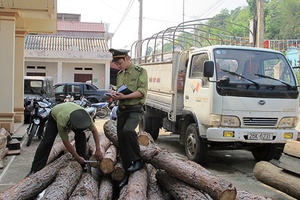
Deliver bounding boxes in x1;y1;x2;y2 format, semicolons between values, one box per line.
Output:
0;0;57;132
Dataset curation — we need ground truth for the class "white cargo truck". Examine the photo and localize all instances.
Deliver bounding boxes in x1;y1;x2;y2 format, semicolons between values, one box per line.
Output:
131;19;299;164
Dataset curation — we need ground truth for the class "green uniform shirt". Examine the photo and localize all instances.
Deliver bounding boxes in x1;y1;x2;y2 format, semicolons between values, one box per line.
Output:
116;63;148;106
51;102;94;141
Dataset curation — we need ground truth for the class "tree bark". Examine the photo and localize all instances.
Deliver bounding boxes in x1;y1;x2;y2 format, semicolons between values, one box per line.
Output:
0;148;9;169
119;165;148;200
41;161;82;199
100;144;117;174
283;139;300;158
111;160;126;181
47;132;75;164
253;161;300;199
104;120;237;200
69;172;99;200
103;120;118;147
156;170;212;200
88;132;111;157
0;153;73;200
146;164;166;200
98;175;114;200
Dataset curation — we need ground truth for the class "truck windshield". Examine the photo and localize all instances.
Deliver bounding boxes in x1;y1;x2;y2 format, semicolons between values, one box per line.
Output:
214;48;298;98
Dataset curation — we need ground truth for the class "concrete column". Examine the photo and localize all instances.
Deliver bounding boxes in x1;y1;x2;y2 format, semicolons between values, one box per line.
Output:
57;61;63;83
0;11;19;132
14;30;27;123
105;62;110;89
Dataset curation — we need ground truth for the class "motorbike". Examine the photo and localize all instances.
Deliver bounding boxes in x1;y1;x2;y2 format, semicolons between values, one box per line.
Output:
26;97;55;147
70;95;97;121
91;101;111;119
109;105;118;121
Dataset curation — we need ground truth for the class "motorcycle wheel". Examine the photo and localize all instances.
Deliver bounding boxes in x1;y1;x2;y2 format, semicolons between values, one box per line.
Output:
96;108;109;118
26;124;38;147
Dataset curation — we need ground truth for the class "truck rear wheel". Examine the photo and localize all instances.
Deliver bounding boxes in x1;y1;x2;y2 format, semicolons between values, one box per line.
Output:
185;123;207;164
251;144;278;161
142;116;161;140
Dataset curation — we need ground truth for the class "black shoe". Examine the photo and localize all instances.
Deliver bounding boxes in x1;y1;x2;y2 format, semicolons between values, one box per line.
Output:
127;160;144;173
119;174;129;189
25;170;35;178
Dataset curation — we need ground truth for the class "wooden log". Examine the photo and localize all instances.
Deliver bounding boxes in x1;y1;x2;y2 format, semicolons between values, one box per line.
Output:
0;134;7;149
0;148;9;169
98;175;114;200
138;131;155;146
119;165;148;200
277;153;300;175
236;190;268;200
100;144;117;174
0;153;73;200
47;132;75;164
283;139;300;158
111;160;126;181
90;167;103;184
69;172;99;200
253;161;300;199
103;120;118;147
104;120;237;200
40;161;82;199
146;164;166;200
86;154;101;168
88;132;111;156
156;170;212;200
0;147;9;160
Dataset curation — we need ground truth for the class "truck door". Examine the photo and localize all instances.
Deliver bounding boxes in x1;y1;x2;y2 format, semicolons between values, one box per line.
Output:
184;52;211;125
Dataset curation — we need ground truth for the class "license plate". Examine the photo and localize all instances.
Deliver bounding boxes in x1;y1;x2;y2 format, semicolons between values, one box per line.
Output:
248;132;273;140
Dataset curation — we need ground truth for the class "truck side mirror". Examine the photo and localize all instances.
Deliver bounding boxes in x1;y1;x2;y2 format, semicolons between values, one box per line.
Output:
204;61;214;78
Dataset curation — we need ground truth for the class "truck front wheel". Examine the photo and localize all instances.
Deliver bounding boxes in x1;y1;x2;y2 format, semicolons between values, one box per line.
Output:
251;144;278;161
185;123;207;164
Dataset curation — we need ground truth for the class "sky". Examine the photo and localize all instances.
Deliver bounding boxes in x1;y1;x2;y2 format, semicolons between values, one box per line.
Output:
57;0;248;49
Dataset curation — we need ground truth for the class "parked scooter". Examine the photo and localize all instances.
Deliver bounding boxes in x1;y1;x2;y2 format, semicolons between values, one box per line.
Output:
26;97;55;147
66;95;97;122
109;105;118;121
91;102;111;119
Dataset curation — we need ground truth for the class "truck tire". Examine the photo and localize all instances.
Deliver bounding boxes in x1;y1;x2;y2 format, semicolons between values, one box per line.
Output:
185;123;207;164
251;144;278;161
143;116;161;140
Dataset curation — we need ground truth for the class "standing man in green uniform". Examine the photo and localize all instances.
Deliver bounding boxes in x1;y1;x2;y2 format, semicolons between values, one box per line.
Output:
27;102;103;176
109;48;148;188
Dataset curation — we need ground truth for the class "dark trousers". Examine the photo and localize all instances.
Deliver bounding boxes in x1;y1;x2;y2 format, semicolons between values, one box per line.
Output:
117;106;143;171
30;114;87;172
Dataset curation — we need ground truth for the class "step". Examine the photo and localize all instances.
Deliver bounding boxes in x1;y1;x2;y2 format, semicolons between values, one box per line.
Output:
11;123;28;141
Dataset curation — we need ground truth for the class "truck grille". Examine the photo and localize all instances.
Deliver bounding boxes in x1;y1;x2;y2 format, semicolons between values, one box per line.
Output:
243;117;278;126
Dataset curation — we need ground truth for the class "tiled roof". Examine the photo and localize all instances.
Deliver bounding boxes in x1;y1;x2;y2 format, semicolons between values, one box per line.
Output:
25;34;109;52
57;21;105;32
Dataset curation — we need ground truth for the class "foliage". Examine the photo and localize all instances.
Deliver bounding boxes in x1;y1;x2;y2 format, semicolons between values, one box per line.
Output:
142;0;300;55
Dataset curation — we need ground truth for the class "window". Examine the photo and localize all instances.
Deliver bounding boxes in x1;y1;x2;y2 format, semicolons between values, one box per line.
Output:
190;53;209;87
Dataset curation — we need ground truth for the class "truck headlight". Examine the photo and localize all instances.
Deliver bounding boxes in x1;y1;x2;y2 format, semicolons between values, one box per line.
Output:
278;117;298;128
221;115;240;127
210;114;221;126
210;114;240;127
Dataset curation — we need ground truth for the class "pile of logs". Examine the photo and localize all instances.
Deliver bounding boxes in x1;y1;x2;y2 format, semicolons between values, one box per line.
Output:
254;139;300;199
0;120;269;200
0;128;21;169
